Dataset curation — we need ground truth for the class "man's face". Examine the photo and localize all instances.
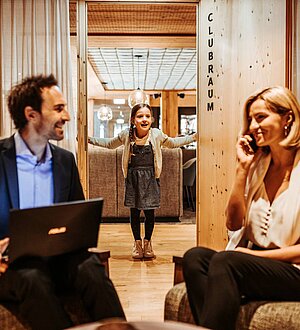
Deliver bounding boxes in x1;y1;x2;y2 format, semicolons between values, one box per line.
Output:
36;86;70;141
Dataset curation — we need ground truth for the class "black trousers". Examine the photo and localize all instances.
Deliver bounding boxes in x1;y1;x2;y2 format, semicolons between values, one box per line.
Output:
130;208;155;241
182;247;300;330
0;250;125;330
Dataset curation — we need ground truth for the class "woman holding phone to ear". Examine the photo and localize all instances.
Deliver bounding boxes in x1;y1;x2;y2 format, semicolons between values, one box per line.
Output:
183;86;300;330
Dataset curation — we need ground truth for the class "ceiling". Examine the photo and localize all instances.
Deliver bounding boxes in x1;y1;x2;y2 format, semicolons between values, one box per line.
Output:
69;3;197;92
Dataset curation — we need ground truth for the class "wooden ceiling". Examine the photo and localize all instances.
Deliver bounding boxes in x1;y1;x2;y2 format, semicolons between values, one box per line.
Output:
69;3;196;36
69;2;197;98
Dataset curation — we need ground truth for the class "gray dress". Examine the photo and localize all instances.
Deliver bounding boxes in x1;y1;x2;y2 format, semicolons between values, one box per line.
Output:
124;143;160;210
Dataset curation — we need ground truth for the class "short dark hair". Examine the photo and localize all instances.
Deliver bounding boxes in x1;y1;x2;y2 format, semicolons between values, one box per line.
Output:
7;74;58;130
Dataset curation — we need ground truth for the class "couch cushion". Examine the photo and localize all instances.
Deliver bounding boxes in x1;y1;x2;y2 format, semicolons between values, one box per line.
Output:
116;147;130;218
247;301;300;330
164;282;194;324
164;282;300;330
89;146;118;218
157;148;183;218
0;305;27;330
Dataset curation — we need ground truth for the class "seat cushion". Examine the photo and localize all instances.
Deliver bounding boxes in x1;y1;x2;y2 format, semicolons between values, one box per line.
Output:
0;304;27;330
164;282;194;324
0;295;91;329
164;282;300;330
247;301;300;330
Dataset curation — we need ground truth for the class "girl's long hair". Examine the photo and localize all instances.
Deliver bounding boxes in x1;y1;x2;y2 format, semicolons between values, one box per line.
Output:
129;103;153;156
129;103;153;143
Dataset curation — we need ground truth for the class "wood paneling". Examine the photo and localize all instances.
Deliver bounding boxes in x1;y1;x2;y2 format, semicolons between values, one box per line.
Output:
161;91;179;137
69;2;197;36
77;0;89;197
197;0;286;250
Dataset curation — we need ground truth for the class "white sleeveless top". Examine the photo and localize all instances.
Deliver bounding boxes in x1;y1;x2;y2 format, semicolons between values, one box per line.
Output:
246;184;293;248
226;149;300;269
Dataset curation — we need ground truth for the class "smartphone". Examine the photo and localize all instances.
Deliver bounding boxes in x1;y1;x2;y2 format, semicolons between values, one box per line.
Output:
248;134;258;153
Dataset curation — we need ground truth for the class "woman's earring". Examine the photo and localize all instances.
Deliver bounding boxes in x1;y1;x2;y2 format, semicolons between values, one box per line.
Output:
284;125;289;137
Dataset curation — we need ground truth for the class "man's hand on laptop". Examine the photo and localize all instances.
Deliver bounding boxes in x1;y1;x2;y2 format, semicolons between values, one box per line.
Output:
0;237;9;274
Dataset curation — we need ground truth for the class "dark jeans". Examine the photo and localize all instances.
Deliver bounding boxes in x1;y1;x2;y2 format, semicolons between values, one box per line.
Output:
182;247;300;330
0;250;125;330
130;208;155;241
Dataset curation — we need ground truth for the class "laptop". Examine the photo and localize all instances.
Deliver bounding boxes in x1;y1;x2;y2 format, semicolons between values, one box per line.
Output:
8;198;103;263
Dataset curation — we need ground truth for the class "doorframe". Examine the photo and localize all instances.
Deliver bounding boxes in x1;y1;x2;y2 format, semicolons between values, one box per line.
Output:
76;0;200;242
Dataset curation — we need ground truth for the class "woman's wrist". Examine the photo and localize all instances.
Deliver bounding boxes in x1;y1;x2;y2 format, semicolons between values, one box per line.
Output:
236;160;251;174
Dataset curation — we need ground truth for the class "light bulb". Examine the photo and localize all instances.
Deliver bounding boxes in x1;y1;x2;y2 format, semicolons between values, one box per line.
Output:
128;88;149;109
97;104;113;121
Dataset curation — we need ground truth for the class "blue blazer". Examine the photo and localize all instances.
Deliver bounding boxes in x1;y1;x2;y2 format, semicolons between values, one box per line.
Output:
0;135;84;239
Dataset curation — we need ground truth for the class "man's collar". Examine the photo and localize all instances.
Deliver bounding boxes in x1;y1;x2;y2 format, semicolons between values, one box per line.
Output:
14;131;52;162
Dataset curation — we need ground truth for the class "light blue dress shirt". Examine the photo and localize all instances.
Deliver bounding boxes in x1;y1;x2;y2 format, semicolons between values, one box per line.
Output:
14;132;54;209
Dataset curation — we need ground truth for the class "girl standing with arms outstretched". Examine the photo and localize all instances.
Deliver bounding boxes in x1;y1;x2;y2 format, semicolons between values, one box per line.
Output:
89;103;197;259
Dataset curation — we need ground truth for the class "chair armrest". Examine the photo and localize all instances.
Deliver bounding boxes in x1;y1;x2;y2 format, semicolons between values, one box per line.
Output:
173;256;184;285
88;248;111;277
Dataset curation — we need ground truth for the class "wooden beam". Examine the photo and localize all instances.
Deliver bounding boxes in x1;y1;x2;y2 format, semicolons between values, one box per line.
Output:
87;35;196;48
151;93;196;107
285;0;293;88
161;91;179;137
77;0;89;197
85;0;199;3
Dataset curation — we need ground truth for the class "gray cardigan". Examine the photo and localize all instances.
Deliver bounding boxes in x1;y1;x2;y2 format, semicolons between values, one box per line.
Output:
89;128;196;178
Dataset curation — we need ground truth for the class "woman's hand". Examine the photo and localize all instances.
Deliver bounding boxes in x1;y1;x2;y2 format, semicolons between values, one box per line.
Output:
235;247;263;256
0;237;9;274
236;135;260;169
235;244;300;264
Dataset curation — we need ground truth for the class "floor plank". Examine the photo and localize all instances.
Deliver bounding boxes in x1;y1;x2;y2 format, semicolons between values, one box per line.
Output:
98;222;196;321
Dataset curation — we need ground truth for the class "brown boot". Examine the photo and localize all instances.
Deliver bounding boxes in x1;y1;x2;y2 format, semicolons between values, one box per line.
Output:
132;240;143;259
143;239;155;258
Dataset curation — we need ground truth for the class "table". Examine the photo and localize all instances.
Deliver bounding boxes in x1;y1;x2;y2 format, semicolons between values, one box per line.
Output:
67;320;206;330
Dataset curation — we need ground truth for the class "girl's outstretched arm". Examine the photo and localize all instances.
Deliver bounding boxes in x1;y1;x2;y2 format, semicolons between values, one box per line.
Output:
161;131;197;148
88;131;126;149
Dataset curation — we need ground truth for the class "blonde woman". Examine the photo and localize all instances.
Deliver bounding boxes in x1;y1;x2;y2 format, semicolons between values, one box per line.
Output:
183;87;300;330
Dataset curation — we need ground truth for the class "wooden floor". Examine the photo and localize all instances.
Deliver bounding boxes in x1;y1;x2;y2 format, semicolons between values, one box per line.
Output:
97;222;196;322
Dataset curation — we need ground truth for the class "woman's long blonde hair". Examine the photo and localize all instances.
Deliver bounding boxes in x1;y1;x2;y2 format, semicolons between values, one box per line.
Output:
241;86;300;149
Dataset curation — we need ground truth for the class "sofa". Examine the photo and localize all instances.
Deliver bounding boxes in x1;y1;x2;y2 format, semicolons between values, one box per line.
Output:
164;256;300;329
88;145;183;221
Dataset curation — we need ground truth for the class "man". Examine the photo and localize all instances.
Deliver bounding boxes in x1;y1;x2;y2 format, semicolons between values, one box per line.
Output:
0;74;125;329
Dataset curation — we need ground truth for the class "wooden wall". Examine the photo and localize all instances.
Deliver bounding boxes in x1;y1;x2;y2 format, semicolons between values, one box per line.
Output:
197;0;286;250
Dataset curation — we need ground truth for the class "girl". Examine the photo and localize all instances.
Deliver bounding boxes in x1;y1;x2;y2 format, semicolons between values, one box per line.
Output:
89;103;197;259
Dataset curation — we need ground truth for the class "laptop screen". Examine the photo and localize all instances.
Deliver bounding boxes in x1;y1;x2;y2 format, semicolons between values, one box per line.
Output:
8;198;103;263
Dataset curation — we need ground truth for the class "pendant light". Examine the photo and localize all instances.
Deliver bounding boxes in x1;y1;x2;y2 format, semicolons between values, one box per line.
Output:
97;82;113;121
128;54;149;108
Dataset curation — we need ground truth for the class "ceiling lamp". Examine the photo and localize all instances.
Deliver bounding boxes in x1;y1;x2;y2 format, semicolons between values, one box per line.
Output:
97;82;113;121
128;54;149;108
97;104;113;121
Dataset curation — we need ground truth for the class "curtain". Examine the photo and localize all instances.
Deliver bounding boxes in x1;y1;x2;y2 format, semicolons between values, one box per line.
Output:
0;0;76;154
